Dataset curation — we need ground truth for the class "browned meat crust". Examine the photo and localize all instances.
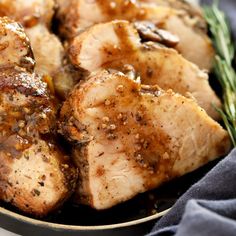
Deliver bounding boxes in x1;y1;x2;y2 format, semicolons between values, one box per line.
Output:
59;70;230;210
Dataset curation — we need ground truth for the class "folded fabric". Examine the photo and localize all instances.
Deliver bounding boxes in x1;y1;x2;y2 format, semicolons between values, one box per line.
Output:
147;1;236;235
149;199;236;236
148;148;236;236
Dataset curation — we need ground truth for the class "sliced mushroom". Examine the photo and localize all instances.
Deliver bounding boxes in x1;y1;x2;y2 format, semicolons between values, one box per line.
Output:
69;20;221;120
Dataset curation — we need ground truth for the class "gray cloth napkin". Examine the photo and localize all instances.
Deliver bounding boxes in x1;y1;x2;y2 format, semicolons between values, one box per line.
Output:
148;148;236;236
147;1;236;235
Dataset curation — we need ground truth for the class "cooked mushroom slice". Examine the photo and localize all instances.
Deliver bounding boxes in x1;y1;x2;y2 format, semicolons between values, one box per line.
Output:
69;20;221;120
0;17;35;71
0;0;55;28
59;70;230;210
0;68;78;216
134;21;179;47
56;0;214;70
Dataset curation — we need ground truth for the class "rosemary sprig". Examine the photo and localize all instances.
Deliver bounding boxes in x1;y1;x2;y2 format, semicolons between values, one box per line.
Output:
204;1;236;146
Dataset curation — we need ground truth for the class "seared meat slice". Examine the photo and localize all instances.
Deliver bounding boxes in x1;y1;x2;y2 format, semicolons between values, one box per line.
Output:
0;68;78;216
0;16;78;216
25;25;82;99
0;2;58;75
0;17;35;71
0;0;55;28
0;3;80;99
69;20;220;120
59;70;230;210
25;24;63;79
56;0;214;70
140;0;206;29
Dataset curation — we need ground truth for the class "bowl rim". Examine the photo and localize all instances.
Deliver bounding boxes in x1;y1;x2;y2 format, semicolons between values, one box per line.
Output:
0;206;170;231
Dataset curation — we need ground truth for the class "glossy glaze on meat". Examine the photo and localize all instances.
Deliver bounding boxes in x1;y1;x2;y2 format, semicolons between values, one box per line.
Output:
69;20;221;120
59;70;230;210
0;68;78;216
0;0;55;28
0;17;35;71
0;17;78;216
0;1;232;216
56;0;214;70
0;0;81;99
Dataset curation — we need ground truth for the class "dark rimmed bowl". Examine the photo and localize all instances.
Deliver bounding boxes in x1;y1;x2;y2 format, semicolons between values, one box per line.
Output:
0;206;170;236
0;159;219;236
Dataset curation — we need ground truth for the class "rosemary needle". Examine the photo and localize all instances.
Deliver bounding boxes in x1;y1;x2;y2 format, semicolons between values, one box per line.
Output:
204;1;236;146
